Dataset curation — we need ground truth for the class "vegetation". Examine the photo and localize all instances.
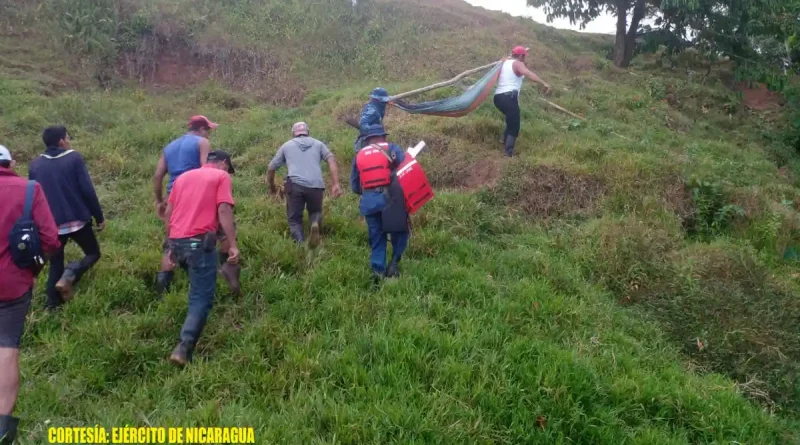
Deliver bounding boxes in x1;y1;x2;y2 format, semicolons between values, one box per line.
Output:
2;0;800;442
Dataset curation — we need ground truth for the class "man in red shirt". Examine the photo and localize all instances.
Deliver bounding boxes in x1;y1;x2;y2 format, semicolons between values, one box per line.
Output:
163;151;239;366
0;145;59;443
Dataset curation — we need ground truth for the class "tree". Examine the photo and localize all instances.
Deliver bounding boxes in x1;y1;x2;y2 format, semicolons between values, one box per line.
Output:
527;0;656;67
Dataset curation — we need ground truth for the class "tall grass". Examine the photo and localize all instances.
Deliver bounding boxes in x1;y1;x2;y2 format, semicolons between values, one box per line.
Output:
2;0;800;441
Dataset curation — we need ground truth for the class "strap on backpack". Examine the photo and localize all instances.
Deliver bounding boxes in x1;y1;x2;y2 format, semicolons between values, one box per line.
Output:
23;180;35;220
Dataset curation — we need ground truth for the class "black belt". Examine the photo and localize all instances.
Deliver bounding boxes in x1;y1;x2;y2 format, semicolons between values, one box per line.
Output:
365;186;388;193
497;90;519;97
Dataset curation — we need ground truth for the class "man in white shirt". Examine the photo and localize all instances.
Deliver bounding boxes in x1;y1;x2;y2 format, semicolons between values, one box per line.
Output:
493;46;551;157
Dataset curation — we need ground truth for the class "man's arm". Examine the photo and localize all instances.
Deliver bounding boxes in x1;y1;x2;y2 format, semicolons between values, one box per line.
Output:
513;61;551;92
153;153;167;205
32;184;60;256
320;144;342;197
199;138;210;165
327;157;342;197
266;146;286;195
216;174;238;263
217;203;238;263
163;202;173;237
75;155;105;227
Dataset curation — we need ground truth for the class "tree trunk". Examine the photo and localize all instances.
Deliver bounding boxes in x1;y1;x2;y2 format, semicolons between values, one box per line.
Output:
622;0;647;67
612;0;629;67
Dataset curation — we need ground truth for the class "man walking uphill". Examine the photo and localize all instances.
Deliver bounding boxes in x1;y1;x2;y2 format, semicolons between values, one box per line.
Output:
164;151;239;366
494;46;551;157
268;122;342;247
0;145;59;444
29;126;105;310
350;125;410;281
153;116;240;297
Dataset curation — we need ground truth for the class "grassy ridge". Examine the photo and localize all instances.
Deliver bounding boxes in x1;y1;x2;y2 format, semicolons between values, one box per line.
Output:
2;0;800;442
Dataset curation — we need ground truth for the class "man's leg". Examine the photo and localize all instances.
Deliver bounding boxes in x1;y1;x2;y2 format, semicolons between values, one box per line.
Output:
170;245;218;366
493;94;509;144
306;187;324;248
504;94;521;157
45;237;68;309
0;290;33;444
156;239;177;298
365;213;387;275
56;224;101;300
286;183;306;243
385;230;410;277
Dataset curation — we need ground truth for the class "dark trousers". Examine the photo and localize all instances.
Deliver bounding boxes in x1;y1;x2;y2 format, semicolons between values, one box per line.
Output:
285;180;324;243
493;91;521;138
46;224;101;308
365;213;409;275
169;237;218;345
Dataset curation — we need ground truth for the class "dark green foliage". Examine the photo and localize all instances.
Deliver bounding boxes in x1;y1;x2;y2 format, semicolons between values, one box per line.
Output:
687;179;745;239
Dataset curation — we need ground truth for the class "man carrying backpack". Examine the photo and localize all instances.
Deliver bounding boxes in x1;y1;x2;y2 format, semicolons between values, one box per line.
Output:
29;126;105;310
0;145;59;444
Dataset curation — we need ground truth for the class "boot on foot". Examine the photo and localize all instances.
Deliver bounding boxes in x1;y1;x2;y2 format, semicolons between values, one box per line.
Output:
155;271;174;298
169;342;194;367
220;263;242;297
55;269;76;302
0;415;19;445
309;221;321;249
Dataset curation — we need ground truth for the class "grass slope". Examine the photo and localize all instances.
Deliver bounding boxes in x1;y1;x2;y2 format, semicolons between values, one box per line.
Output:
2;0;800;443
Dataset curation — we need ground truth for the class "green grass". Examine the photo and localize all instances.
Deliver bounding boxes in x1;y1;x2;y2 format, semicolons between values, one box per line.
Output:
3;0;800;442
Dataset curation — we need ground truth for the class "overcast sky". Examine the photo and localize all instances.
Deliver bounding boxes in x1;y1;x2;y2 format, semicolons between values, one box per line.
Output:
463;0;619;34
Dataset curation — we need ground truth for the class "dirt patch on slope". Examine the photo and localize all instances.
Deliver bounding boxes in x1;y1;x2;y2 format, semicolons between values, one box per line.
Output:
737;83;782;111
661;175;696;225
485;165;604;218
519;166;604;217
118;39;305;106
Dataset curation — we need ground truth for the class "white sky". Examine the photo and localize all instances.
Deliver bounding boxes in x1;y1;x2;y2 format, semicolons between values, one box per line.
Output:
463;0;618;34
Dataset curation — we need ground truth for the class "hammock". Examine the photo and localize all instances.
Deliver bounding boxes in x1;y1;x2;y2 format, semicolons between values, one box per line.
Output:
390;60;504;118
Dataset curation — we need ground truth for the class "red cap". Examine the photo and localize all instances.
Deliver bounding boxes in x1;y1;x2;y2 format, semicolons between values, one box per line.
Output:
512;46;529;56
188;115;219;129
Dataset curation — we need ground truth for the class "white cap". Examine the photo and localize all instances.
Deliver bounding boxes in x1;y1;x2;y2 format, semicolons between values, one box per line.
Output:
292;122;310;137
0;145;11;162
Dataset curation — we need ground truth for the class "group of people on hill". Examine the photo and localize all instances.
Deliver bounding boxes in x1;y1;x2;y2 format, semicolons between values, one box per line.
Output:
0;44;549;444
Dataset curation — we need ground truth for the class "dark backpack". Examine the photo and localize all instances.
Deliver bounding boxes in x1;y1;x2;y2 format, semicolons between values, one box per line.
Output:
9;181;45;274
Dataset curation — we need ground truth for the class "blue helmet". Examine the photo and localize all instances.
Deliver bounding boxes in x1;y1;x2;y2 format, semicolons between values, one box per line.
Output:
369;87;390;103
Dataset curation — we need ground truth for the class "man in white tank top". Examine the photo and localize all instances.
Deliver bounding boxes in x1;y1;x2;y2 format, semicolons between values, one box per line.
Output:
493;46;551;157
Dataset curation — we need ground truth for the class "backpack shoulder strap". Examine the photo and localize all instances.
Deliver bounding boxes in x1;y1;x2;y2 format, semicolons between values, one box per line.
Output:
366;143;393;163
23;180;36;219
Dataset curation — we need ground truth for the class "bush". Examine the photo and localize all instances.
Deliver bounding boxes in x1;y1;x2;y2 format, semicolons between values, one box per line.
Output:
687;179;745;239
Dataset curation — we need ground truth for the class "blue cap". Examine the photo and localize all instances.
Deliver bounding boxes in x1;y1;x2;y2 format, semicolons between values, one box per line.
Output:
369;87;390;103
362;124;388;139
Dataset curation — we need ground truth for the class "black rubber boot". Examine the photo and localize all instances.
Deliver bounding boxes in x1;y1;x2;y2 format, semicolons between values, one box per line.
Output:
155;271;174;298
504;136;517;157
0;416;19;445
220;263;241;297
385;261;400;278
170;314;207;367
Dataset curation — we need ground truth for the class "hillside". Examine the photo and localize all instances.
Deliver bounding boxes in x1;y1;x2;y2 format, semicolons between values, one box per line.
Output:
2;0;800;443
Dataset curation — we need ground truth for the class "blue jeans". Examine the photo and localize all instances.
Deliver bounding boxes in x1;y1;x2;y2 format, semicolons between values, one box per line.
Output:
365;213;409;274
169;237;218;344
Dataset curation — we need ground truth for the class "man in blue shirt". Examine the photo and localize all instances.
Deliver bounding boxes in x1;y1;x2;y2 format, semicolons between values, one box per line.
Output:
351;125;410;281
151;116;239;297
353;88;391;152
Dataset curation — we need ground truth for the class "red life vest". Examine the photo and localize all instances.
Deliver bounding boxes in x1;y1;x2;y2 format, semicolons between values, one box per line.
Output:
356;143;392;189
396;156;434;215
